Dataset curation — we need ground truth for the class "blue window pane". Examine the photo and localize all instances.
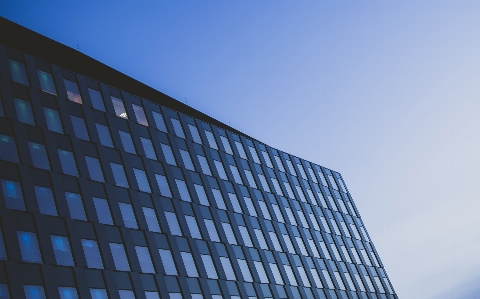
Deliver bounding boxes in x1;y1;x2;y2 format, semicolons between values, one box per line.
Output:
17;231;42;263
0;284;9;299
165;212;182;236
110;163;129;188
119;202;138;229
180;252;198;277
24;285;46;299
0;230;6;260
90;289;108;299
109;243;130;271
93;197;114;225
133;104;149;126
0;97;4;117
145;292;160;299
44;107;63;133
28;142;50;170
171;118;185;138
152;111;167;132
175;179;191;202
155;174;171;197
88;88;105;112
160;143;176;165
0;134;19;163
118;290;135;299
37;70;56;94
133;169;151;193
140;137;156;160
158;249;177;275
112;96;128;119
119;131;136;154
65;192;87;221
34;186;57;216
58;287;79;299
70;116;89;140
51;235;74;266
14;98;35;125
95;123;114;148
135;246;155;273
188;124;202;144
142;207;161;232
9;59;29;85
85;156;105;182
64;79;83;104
179;150;194;171
58;150;78;176
1;179;25;210
81;239;103;269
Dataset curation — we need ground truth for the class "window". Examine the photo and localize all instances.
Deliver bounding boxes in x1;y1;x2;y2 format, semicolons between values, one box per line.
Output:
135;246;155;273
110;243;131;271
165;212;182;236
201;254;218;279
262;151;273;168
18;231;42;263
88;88;105;111
188;124;202;144
142;207;161;232
248;146;260;164
152;111;167;132
0;230;6;260
118;290;135;299
44;107;63;133
175;179;191;202
269;263;283;284
180;252;198;277
95;123;114;148
140;137;156;160
222;223;237;245
197;155;211;175
93;197;114;225
81;239;103;269
84;156;104;182
185;215;201;239
179;149;194;171
90;289;108;299
219;257;236;280
24;285;46;299
159;249;177;275
37;70;56;94
171;118;185;138
234;141;246;159
64;79;82;104
1;179;25;210
213;160;227;180
244;169;257;188
193;184;209;206
204;130;217;149
9;59;29;85
204;219;220;242
227;193;242;213
0;96;4;117
119;131;136;154
254;261;269;283
155;174;172;197
58;149;78;176
0;134;19;163
112;96;128;119
133;169;151;193
119;202;138;229
110;163;129;187
28;142;50;170
51;235;74;266
14;98;35;125
160;143;176;165
145;292;160;299
229;165;242;184
211;188;226;210
0;283;9;299
65;192;87;221
70;116;89;140
58;287;79;299
34;186;57;216
238;226;253;247
220;136;233;154
133;104;149;126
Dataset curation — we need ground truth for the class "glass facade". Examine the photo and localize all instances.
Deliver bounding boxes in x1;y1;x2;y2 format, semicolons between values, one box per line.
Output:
0;23;396;299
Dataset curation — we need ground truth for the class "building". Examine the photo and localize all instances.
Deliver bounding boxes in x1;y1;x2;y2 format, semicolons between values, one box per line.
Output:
0;17;396;299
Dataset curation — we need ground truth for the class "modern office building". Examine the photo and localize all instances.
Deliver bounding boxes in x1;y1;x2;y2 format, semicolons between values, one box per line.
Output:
0;17;396;299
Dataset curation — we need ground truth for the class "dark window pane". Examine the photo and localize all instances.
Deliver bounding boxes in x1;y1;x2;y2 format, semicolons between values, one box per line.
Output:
37;70;56;94
17;231;42;263
24;285;46;299
64;79;82;104
44;107;63;133
109;243;130;271
1;179;25;210
58;287;78;299
85;156;104;182
133;104;149;126
81;239;103;269
58;150;78;176
110;163;129;188
118;290;135;299
119;202;138;229
0;96;4;117
93;197;114;225
65;192;87;221
14;98;35;125
88;88;105;111
119;131;136;154
28;142;50;170
0;230;7;260
0;283;9;299
0;134;19;163
51;235;74;266
112;96;128;119
152;111;167;132
140;137;156;160
9;59;29;85
90;289;108;299
70;116;89;140
34;186;57;216
95;123;114;148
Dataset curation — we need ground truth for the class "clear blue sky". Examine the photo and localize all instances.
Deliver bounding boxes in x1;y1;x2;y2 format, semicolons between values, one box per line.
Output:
3;1;480;298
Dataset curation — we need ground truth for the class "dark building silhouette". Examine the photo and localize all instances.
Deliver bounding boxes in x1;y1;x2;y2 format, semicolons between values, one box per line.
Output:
0;17;396;299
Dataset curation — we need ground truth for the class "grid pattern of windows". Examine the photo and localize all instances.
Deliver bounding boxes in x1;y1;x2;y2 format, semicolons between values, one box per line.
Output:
0;37;396;299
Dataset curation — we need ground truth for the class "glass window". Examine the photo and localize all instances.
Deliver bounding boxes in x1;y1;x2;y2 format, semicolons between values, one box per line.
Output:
169;119;184;138
213;160;227;180
81;239;103;269
64;79;82;104
244;170;257;188
9;59;29;85
93;197;114;225
70;116;89;140
200;254;217;279
58;149;78;176
44;107;63;133
140;137;156;160
181;252;198;277
118;131;136;154
88;88;105;111
193;184;209;206
185;215;201;239
17;231;42;263
204;219;220;242
110;163;129;188
238;259;253;282
24;285;46;299
155;174;172;197
142;207;161;232
152;111;167;132
159;249;177;275
188;124;202;144
269;263;283;284
135;246;155;273
211;188;226;210
133;168;151;193
248;146;260;164
354;274;366;292
1;179;24;210
85;156;105;182
204;130;217;149
160;143;176;165
262;151;273;168
0;230;6;260
238;226;253;247
118;290;135;299
0;96;4;117
222;223;237;245
34;186;57;216
58;287;79;299
37;70;56;94
244;197;257;217
109;243;130;271
0;283;9;299
227;193;242;213
90;289;108;299
234;141;246;159
14;98;35;125
179;149;194;171
0;134;19;163
28;142;49;170
95;123;114;148
133;104;149;126
165;212;182;236
119;202;138;229
145;292;160;299
254;229;267;249
51;235;74;266
229;165;242;185
175;179;191;202
112;96;128;119
65;192;87;221
219;257;236;280
220;136;233;154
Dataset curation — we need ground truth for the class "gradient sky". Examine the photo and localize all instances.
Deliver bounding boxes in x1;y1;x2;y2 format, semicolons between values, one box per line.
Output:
2;1;480;298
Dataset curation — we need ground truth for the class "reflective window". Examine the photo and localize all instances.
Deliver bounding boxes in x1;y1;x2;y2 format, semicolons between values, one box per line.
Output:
133;168;151;193
90;289;108;299
219;257;236;280
51;235;74;266
58;287;79;299
204;130;217;149
222;223;237;245
283;265;298;286
211;188;226;209
155;174;172;197
24;285;46;299
0;283;9;299
17;231;42;263
112;96;128;119
14;98;35;125
204;219;220;242
140;137;157;160
152;111;167;132
180;252;198;277
160;143;176;165
9;59;29;85
254;229;268;249
354;274;366;292
1;179;25;210
244;169;257;188
133;104;149;126
85;156;104;182
261;151;273;168
145;292;160;299
220;136;233;154
171;118;185;138
37;70;56;94
229;165;242;184
81;239;103;269
143;207;161;232
0;134;18;163
65;192;87;221
193;184;209;206
119;202;138;229
238;259;253;282
44;107;63;133
34;186;57;216
0;97;4;117
28;142;50;170
165;212;182;236
110;243;130;271
64;79;82;104
88;88;105;111
227;193;242;213
269;263;283;284
93;197;114;225
197;155;211;175
200;254;218;279
0;230;6;260
213;160;227;180
175;179;191;202
95;123;114;148
238;226;253;247
70;116;89;140
119;131;136;154
159;249;177;275
248;146;260;164
110;163;129;187
58;149;78;176
179;149;194;171
274;156;285;172
322;270;335;289
188;124;202;144
118;290;135;299
185;215;201;239
254;261;269;283
234;141;246;159
135;246;155;273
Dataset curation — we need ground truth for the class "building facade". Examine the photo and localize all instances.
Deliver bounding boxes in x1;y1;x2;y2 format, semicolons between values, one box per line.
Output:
0;18;396;299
